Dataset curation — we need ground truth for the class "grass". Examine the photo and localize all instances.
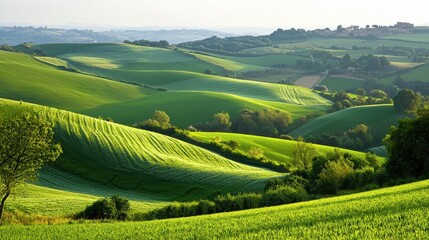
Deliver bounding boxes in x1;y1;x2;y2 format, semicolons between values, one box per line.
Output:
188;52;265;72
379;64;429;84
276;37;429;50
34;56;69;68
0;99;282;203
320;76;365;91
158;76;331;106
36;43;224;74
0;50;328;127
382;33;429;43
35;43;331;106
0;50;153;112
1;179;428;239
290;105;406;139
190;132;383;166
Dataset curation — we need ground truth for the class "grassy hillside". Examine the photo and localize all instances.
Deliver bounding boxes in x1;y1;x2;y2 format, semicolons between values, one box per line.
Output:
0;50;153;111
2;179;428;239
190;132;382;166
34;43;331;106
37;43;224;73
0;99;282;202
0;50;327;127
188;52;265;72
290;105;406;139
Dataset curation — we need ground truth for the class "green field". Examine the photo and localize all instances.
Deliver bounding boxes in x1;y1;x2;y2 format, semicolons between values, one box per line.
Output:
190;132;383;166
188;52;266;72
0;50;329;127
320;76;365;91
290;105;406;139
0;99;282;207
382;33;429;43
379;64;429;84
2;179;428;239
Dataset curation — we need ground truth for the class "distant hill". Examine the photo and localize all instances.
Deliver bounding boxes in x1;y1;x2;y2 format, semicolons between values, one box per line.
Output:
0;26;232;45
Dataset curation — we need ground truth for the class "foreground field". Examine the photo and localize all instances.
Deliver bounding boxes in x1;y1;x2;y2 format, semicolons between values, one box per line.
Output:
1;179;427;239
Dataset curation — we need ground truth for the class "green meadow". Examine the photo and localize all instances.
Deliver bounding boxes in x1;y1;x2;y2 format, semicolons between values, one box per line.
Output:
1;179;427;239
190;132;382;166
290;104;406;139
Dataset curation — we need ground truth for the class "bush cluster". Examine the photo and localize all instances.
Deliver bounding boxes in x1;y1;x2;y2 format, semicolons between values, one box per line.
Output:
77;195;130;220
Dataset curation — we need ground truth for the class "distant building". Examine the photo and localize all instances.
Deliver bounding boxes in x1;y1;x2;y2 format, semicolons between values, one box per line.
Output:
394;22;414;29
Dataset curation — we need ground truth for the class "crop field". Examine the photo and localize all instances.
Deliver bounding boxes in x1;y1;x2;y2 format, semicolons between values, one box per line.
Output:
0;99;282;199
290;104;406;139
276;37;429;50
320;76;365;91
379;64;429;84
1;178;427;239
190;132;382;165
382;33;429;43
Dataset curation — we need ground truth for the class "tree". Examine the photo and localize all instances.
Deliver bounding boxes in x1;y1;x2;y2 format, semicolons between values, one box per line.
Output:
143;110;171;129
212;112;232;132
384;108;429;177
393;89;421;114
292;137;318;172
0;113;62;223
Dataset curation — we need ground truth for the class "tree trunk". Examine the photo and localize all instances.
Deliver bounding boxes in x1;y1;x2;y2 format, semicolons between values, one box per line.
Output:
0;191;10;225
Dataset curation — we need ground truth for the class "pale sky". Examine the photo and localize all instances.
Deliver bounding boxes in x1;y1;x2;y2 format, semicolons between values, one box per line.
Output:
0;0;427;30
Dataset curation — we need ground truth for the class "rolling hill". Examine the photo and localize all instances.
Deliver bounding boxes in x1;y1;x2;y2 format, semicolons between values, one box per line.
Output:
190;132;384;166
0;50;328;127
290;104;406;139
0;99;282;205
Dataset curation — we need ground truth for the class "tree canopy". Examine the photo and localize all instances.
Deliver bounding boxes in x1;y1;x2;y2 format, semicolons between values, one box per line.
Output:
384;108;429;178
0;113;62;223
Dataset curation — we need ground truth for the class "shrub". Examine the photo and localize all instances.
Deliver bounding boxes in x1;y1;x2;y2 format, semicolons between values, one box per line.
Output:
77;195;130;220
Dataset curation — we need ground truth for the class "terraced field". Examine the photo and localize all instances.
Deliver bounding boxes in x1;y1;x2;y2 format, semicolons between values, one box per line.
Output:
0;99;282;201
382;33;429;43
2;178;428;239
190;132;383;166
290;104;406;139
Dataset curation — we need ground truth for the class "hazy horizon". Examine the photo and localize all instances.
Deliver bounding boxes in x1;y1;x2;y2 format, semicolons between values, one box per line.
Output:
1;0;428;32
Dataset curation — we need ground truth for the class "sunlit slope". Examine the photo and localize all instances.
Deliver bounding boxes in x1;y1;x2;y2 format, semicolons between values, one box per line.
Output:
35;43;331;106
81;91;326;127
2;179;428;239
0;50;152;111
0;99;282;197
36;43;224;73
0;50;327;127
158;76;331;106
190;132;383;166
290;105;406;139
